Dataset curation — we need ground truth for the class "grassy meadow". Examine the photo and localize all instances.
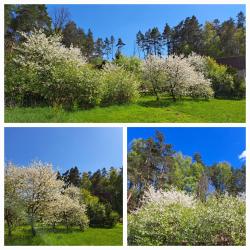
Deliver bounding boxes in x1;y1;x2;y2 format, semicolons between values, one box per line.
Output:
5;96;245;123
5;224;123;246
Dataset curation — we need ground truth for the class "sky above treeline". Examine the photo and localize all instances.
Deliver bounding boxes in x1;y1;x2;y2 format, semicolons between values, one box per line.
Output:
128;127;246;168
47;4;246;55
5;127;123;173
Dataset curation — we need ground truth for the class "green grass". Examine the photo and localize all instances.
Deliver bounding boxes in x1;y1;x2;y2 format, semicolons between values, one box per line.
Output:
5;224;123;246
5;96;245;123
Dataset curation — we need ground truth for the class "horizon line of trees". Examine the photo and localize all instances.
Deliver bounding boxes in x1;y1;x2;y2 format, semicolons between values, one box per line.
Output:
136;12;245;58
5;5;245;62
4;4;126;62
56;165;123;217
128;131;245;212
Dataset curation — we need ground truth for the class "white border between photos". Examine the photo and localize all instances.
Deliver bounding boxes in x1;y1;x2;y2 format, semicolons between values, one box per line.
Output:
0;0;248;249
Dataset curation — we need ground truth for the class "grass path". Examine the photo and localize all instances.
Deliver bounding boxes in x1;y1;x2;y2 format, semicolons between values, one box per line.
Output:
5;96;245;123
5;224;123;246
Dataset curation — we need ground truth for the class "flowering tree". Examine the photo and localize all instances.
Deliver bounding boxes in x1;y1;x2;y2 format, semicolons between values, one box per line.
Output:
164;55;214;101
142;55;165;100
44;186;89;231
4;164;25;237
4;161;89;236
142;54;214;101
18;161;64;236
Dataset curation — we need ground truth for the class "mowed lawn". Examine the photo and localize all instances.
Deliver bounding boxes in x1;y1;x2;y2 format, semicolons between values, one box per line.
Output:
5;224;123;246
5;96;245;123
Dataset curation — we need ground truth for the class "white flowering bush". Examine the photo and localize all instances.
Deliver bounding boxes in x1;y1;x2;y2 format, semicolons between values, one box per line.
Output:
14;30;86;70
142;54;214;101
100;63;140;105
5;30;101;109
142;186;196;208
128;187;245;246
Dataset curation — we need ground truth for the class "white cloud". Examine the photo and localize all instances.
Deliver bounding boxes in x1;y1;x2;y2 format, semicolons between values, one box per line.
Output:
239;150;246;160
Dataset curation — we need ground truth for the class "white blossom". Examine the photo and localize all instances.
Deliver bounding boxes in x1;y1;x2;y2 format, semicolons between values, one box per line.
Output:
14;29;87;71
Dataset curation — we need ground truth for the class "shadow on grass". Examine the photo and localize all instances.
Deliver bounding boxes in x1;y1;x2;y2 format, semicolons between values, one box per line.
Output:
137;96;210;108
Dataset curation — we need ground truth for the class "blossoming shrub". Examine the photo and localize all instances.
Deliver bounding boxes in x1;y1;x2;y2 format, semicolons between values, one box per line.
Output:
128;187;245;246
49;63;101;109
5;30;101;109
100;63;140;105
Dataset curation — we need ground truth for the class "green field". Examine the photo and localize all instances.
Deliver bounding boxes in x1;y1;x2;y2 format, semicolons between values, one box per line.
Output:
5;96;245;123
5;224;123;246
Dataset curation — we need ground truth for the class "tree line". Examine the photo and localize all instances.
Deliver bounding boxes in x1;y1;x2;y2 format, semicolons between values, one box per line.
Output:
5;5;245;61
4;5;126;62
57;166;123;217
127;131;245;211
136;12;245;58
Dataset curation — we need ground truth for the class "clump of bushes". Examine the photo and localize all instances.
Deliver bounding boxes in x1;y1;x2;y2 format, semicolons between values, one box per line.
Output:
100;63;140;105
128;186;245;246
5;30;140;110
81;189;120;228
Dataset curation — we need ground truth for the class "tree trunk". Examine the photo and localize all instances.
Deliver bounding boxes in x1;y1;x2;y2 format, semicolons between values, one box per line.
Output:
152;84;159;101
7;222;12;238
31;217;36;236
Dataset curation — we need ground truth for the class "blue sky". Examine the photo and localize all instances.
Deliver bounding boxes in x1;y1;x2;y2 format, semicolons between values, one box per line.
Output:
128;127;246;168
5;127;123;173
47;4;246;55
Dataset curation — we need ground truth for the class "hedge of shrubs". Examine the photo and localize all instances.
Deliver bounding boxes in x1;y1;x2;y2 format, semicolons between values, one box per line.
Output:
5;30;245;110
128;187;245;246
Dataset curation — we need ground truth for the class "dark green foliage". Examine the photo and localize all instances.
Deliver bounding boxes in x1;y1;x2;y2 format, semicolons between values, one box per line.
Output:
205;57;245;99
128;131;246;211
62;166;81;187
4;4;51;51
59;167;123;228
136;12;245;58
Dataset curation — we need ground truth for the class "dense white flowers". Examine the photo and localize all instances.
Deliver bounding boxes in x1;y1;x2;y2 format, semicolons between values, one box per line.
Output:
128;187;245;246
142;54;214;100
142;186;196;208
14;30;87;70
4;162;89;235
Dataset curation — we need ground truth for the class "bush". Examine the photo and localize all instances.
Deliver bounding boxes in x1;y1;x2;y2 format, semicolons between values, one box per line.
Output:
104;203;120;228
49;63;101;109
128;188;245;246
5;30;98;110
5;60;43;107
87;202;106;227
115;55;142;76
100;63;140;105
205;57;234;98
